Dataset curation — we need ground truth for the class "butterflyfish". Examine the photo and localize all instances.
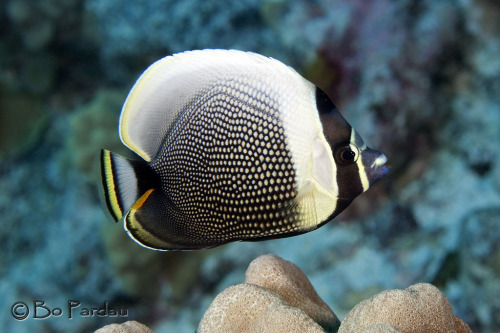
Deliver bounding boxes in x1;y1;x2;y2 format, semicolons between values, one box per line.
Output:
100;49;388;251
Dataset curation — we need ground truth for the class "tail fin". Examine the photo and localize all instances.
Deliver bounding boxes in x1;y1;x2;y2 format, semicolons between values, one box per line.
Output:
100;149;157;222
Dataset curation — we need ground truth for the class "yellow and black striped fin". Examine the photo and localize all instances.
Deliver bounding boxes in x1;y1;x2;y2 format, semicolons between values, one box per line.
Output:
101;150;124;221
100;149;157;222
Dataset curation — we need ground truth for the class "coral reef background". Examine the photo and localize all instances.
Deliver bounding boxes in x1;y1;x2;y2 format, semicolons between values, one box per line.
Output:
1;0;499;332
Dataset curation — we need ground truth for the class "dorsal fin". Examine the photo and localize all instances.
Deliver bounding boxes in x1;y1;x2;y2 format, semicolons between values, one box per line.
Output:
119;49;303;162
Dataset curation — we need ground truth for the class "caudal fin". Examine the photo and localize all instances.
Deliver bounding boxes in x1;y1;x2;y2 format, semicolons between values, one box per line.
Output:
100;149;157;222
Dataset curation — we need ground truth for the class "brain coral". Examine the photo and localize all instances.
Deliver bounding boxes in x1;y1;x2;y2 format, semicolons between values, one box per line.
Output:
338;283;472;333
94;320;152;333
198;254;339;332
95;255;472;332
198;283;325;333
245;254;339;332
359;323;403;333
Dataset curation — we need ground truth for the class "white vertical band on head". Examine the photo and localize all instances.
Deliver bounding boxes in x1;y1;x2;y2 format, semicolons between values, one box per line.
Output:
352;128;370;192
277;77;338;228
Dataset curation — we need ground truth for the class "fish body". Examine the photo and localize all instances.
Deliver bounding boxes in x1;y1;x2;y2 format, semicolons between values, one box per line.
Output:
100;49;388;251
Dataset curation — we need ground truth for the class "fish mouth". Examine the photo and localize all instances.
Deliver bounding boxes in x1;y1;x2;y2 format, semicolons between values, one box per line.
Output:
369;153;389;183
361;149;389;185
371;153;387;168
373;153;389;173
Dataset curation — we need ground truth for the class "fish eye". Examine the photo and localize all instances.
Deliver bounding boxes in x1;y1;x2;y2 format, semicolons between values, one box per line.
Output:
334;145;359;166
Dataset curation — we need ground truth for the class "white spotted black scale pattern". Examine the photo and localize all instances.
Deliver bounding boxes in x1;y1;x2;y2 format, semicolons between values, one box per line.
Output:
149;76;302;245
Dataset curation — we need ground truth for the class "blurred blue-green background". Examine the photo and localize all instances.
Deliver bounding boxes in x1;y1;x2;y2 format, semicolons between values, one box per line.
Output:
1;0;499;332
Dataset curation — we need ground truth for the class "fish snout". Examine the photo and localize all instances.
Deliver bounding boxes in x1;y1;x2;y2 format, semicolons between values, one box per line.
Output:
362;148;389;185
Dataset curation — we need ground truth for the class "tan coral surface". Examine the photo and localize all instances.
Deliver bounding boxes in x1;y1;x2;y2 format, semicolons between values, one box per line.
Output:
198;283;325;332
94;320;152;333
94;255;472;333
245;253;339;330
338;283;472;333
198;253;339;332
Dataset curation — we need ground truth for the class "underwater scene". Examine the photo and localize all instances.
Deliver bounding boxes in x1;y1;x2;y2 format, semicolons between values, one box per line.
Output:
1;0;499;332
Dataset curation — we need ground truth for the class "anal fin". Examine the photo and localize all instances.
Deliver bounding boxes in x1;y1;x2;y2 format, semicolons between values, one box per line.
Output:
124;189;184;251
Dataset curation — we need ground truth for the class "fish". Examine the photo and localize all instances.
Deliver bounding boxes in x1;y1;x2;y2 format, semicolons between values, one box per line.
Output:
100;49;388;251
